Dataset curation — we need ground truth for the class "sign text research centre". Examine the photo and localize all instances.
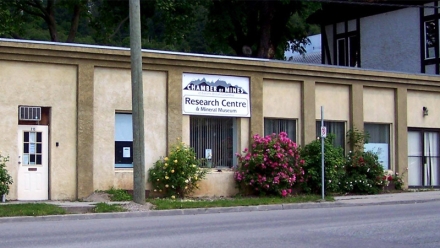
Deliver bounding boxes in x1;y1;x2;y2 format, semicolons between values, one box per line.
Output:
182;73;250;117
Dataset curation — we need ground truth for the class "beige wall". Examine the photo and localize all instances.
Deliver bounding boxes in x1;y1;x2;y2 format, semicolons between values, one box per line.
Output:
0;60;77;200
263;79;301;142
315;83;350;122
93;67;167;191
191;170;238;197
364;87;395;123
263;80;301;118
407;90;440;128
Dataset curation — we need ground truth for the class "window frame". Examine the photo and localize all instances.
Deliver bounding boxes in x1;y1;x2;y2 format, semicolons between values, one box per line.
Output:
263;118;297;143
115;112;133;168
364;123;391;170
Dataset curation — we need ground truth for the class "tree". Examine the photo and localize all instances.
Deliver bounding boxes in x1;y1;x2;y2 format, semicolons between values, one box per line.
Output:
204;0;320;59
2;0;88;42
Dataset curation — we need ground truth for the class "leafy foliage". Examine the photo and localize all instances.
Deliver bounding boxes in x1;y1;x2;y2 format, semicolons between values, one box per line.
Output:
234;132;305;197
105;188;133;201
0;153;13;197
148;141;207;199
300;134;346;194
343;150;385;194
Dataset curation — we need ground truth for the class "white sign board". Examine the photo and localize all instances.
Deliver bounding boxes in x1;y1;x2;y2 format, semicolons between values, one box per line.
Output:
321;126;327;138
123;147;131;158
182;73;250;117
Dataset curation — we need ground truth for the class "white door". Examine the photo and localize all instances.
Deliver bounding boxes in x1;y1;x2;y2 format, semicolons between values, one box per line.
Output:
17;125;49;200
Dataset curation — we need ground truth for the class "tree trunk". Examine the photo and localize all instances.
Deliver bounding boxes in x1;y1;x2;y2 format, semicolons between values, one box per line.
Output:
256;2;274;59
46;0;58;42
66;4;81;43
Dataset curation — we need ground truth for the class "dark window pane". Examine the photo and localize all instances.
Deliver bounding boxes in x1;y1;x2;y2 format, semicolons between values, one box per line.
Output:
24;143;29;153
115;141;134;166
337;39;346;66
24;132;29;142
316;121;345;149
349;36;359;67
37;132;42;142
36;155;42;165
37;143;42;153
425;20;436;59
30;154;35;163
264;118;296;143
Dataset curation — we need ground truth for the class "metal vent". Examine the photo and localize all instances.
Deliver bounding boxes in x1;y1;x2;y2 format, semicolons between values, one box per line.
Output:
19;106;41;121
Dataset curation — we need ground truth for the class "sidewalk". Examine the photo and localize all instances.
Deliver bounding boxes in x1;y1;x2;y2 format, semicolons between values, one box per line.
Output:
1;190;439;223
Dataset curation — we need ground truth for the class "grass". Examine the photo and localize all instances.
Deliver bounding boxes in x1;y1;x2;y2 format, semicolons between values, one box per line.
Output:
147;195;333;210
93;202;126;213
104;188;133;201
0;203;66;217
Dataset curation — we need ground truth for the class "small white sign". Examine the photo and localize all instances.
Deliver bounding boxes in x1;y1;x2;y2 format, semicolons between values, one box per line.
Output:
205;149;212;160
321;126;327;138
123;147;131;158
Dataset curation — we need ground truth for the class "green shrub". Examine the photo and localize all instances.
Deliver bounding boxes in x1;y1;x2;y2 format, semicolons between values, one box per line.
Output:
148;141;207;199
0;153;13;197
343;150;385;194
105;188;133;201
300;134;346;194
343;128;385;194
234;132;305;197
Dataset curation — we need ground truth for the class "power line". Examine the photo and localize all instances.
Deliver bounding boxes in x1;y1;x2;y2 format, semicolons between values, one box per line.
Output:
302;0;440;9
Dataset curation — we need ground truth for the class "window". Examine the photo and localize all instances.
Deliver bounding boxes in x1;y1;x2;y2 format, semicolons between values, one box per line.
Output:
408;130;440;187
316;121;345;148
348;36;359;67
364;123;390;170
190;116;235;168
336;35;359;67
264;118;297;142
115;113;133;168
425;20;436;59
337;38;346;66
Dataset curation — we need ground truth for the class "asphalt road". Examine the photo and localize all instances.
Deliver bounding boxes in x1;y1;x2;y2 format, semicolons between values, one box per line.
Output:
1;201;439;248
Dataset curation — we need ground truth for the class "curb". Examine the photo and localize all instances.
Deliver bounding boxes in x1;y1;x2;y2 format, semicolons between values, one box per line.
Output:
1;198;440;223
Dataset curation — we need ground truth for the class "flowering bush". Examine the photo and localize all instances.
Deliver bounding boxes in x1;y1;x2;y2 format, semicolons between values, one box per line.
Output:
383;169;406;190
300;134;346;194
234;132;304;197
343;150;385;194
0;152;13;197
148;141;207;199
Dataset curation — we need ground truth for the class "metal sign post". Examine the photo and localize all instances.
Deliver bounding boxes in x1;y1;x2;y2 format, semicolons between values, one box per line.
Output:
321;106;326;200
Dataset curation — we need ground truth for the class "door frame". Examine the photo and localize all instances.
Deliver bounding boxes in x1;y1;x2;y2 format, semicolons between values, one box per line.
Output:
17;125;49;200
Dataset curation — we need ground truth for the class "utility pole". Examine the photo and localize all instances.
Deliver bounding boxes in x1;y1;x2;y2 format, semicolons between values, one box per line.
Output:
129;0;145;204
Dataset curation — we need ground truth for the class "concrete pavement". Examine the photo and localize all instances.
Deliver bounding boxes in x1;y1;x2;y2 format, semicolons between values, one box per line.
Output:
0;190;439;223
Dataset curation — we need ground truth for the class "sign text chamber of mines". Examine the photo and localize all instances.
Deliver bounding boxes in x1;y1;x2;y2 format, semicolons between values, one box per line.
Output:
182;73;250;117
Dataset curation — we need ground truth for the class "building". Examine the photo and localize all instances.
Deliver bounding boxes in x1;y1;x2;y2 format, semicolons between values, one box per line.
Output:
308;1;440;75
1;38;439;201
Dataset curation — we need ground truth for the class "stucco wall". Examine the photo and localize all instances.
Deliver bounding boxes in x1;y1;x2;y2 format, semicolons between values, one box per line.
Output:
363;87;395;123
0;60;77;200
191;170;238;197
315;83;349;122
263;80;301;119
361;8;420;73
93;67;167;191
407;90;440;128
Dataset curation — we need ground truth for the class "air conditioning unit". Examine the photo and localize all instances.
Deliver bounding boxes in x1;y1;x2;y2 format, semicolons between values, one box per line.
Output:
19;106;41;121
